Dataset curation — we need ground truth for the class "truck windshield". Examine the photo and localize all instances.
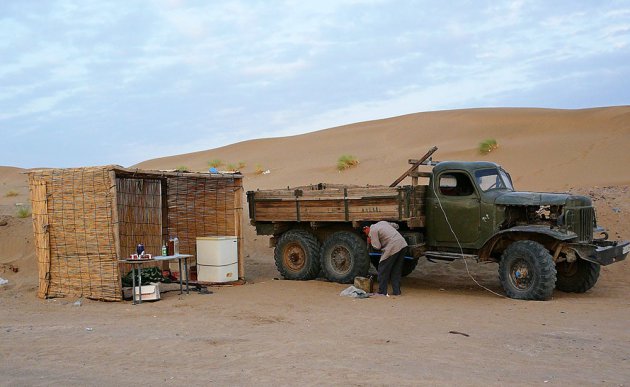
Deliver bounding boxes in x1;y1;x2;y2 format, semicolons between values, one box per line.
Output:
475;168;514;192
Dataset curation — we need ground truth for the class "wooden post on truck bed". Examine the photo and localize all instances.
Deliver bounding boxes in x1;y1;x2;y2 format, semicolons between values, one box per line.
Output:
412;166;419;187
389;146;438;187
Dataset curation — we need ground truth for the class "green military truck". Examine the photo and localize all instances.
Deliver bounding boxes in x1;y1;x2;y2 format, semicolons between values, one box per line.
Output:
247;148;628;300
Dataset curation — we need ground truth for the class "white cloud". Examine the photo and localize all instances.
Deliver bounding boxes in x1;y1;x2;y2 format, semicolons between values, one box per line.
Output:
1;0;629;168
0;87;86;121
243;59;309;77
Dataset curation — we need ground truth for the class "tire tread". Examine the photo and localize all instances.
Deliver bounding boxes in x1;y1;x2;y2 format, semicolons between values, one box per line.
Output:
274;229;320;280
321;231;370;283
499;240;557;300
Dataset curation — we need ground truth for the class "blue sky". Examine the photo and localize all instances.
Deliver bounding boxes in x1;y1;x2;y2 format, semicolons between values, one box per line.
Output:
1;0;629;168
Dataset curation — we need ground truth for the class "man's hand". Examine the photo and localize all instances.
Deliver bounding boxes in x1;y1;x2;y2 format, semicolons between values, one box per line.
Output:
367;236;372;246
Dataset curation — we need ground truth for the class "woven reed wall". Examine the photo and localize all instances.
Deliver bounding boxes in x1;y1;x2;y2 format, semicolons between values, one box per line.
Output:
28;167;121;301
29;166;243;301
116;178;163;274
167;176;240;265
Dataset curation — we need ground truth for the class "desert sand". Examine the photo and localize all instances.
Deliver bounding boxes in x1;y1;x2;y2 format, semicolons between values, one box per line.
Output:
1;107;629;385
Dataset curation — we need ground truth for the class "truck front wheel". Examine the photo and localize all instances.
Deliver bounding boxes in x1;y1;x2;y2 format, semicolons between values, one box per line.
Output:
321;231;370;283
274;229;321;280
499;241;557;300
555;259;600;293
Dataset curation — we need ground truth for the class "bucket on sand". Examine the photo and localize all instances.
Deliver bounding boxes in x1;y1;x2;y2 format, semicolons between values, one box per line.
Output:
354;276;374;293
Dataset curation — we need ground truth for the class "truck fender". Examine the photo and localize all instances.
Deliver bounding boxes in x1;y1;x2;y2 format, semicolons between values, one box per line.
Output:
479;226;577;261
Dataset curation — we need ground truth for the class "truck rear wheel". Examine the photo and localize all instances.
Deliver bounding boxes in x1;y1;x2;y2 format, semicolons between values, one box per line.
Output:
274;229;321;280
555;259;600;293
321;231;370;283
499;241;557;300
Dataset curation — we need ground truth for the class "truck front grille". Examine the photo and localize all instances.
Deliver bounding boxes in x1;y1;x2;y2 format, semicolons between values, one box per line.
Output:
566;207;594;243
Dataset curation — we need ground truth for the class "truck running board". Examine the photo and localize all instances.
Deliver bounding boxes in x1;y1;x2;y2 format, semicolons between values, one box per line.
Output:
424;251;479;262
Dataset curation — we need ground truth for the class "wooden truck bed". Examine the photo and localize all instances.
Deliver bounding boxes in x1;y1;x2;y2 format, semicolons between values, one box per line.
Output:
247;183;426;227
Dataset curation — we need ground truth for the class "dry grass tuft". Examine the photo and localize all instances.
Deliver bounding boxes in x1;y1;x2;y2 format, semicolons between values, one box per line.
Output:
16;206;31;218
337;155;359;171
479;139;499;154
208;159;223;168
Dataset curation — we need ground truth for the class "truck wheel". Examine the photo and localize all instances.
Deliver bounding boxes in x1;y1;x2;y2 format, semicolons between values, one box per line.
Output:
370;256;418;277
274;229;321;280
401;259;419;277
555;259;600;293
499;241;557;300
321;231;370;283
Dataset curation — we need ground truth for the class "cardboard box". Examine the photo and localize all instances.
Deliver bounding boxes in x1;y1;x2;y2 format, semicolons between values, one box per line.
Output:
123;283;160;301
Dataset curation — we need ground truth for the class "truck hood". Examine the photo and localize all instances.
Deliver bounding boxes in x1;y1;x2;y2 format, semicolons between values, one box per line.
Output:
494;191;570;206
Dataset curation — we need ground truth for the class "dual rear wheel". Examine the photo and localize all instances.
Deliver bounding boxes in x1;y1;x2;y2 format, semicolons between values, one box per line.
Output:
274;229;371;283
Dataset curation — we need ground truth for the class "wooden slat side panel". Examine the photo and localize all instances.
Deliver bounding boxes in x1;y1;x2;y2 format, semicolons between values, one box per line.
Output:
346;187;399;197
253;211;298;221
251;190;296;199
250;184;429;223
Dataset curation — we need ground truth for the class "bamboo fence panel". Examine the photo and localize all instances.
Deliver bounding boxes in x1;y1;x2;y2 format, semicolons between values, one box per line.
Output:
167;176;241;267
30;181;51;298
28;167;121;301
234;185;244;279
116;178;163;274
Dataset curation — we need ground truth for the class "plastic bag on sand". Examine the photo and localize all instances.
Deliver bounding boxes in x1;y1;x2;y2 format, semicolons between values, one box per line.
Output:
340;285;368;298
0;278;8;285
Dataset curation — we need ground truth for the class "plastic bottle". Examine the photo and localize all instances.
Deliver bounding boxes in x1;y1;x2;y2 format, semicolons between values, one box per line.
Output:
173;237;179;255
161;242;167;256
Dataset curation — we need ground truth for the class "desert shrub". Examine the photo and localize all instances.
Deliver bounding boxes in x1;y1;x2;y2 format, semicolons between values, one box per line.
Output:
208;159;223;168
16;206;31;218
176;165;190;172
479;139;498;154
254;164;265;175
226;163;237;171
5;190;19;197
337;155;359;171
237;161;246;170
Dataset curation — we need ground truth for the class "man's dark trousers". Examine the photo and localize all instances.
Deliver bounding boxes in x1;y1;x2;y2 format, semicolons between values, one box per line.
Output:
377;248;405;295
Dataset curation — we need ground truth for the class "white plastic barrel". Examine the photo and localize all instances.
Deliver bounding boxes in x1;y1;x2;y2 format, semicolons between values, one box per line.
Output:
196;236;238;283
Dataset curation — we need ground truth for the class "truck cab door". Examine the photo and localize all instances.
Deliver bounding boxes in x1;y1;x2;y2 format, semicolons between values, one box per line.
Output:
427;171;481;246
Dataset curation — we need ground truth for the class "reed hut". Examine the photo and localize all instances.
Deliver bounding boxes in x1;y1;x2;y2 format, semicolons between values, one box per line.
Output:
28;166;243;301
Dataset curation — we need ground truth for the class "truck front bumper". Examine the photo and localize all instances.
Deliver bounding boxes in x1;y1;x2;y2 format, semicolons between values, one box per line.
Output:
569;240;630;266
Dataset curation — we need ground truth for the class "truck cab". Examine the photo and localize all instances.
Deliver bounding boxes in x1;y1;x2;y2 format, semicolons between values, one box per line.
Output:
425;161;512;248
424;160;628;299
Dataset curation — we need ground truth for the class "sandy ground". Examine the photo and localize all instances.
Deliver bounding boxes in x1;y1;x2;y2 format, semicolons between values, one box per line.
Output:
1;107;630;386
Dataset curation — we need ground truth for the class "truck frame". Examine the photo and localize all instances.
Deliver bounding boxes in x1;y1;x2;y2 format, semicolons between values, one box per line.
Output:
247;148;629;300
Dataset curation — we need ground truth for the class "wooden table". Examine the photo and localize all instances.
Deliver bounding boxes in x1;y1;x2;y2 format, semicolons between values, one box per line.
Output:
119;254;193;304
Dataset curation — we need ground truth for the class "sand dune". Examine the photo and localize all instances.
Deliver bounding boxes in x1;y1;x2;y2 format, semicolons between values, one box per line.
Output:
137;106;630;191
2;106;630;385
